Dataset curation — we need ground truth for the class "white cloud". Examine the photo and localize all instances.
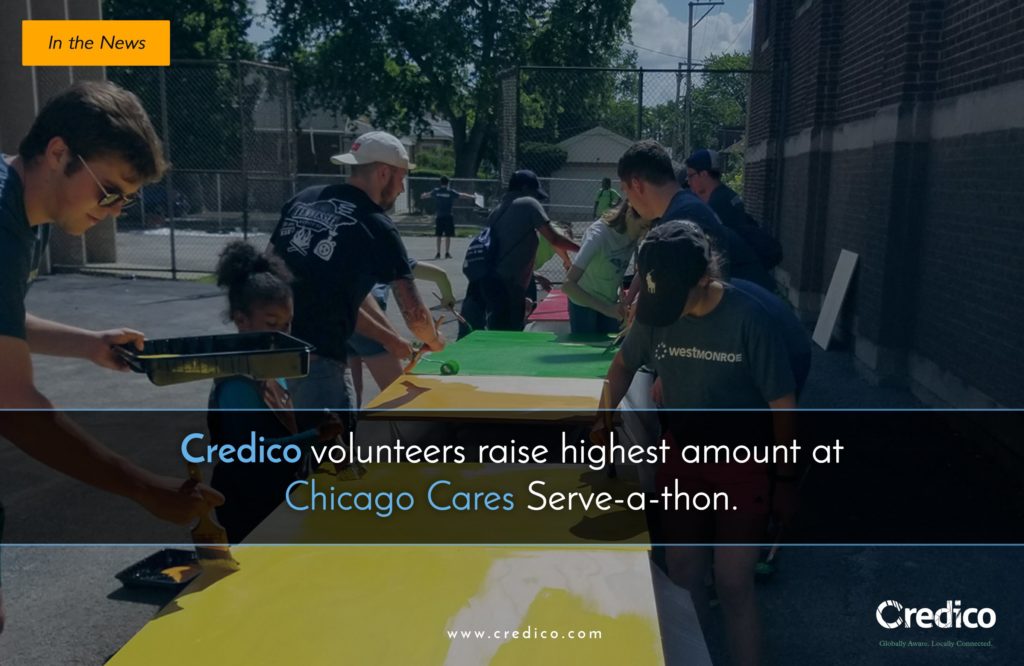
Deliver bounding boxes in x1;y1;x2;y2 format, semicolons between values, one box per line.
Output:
629;0;754;70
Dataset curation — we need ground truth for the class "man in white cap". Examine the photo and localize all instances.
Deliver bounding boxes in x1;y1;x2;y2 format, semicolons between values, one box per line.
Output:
268;131;445;416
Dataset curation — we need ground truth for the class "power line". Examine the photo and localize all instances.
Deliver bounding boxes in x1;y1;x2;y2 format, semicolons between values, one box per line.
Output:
723;8;754;53
627;41;694;63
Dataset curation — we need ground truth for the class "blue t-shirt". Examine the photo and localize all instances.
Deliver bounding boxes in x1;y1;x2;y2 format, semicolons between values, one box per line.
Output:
430;186;460;218
730;279;811;363
269;183;413;361
0;158;50;340
660;189;773;290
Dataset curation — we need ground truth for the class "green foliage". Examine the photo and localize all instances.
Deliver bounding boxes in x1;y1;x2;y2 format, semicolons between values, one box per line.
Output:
103;0;256;60
266;0;634;177
415;146;456;174
518;142;568;177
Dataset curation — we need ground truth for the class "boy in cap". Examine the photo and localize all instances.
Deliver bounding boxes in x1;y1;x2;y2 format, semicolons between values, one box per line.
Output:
268;131;444;414
459;170;579;334
602;220;797;666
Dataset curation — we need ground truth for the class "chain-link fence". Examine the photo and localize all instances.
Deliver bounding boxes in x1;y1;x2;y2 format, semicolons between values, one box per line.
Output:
55;60;295;278
500;65;760;283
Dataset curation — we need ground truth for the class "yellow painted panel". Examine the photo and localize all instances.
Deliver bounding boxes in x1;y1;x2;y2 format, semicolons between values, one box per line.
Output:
109;547;663;666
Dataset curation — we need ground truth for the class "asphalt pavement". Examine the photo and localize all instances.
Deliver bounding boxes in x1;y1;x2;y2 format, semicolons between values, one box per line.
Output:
2;235;1021;665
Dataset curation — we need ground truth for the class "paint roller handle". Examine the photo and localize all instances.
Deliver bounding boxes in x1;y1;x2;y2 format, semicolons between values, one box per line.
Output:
434;292;472;332
405;315;446;373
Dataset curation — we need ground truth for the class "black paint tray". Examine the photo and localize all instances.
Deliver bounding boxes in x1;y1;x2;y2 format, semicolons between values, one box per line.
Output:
119;331;313;386
115;548;201;589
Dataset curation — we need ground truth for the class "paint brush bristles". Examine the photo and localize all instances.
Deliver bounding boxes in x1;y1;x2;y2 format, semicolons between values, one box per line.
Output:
186;463;239;570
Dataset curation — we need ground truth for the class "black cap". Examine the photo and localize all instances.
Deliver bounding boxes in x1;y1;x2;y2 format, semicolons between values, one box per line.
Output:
508;169;549;201
685;149;722;173
635;220;711;327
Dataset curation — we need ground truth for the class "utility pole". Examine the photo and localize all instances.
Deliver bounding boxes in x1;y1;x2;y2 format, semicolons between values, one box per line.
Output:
685;1;723;159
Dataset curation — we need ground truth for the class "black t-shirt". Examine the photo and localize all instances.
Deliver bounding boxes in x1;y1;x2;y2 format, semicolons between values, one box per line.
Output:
0;157;50;341
268;184;413;361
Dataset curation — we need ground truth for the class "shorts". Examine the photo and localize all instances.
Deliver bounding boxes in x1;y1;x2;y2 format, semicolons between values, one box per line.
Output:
657;431;771;515
346;284;390;358
435;215;455;237
288;355;357;430
346;333;387;358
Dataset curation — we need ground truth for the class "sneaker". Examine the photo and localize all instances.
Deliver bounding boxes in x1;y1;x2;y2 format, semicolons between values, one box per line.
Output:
445;253;453;259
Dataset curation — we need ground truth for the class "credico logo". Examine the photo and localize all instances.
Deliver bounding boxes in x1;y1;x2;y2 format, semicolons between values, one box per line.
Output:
875;600;996;629
876;600;904;629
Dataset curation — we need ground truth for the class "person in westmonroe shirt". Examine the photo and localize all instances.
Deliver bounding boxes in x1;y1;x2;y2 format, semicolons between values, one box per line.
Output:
267;131;444;417
601;221;797;666
0;81;223;633
420;175;474;259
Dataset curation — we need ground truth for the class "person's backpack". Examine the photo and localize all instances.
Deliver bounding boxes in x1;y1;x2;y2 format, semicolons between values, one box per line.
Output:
462;199;533;282
736;213;783;270
462;226;499;281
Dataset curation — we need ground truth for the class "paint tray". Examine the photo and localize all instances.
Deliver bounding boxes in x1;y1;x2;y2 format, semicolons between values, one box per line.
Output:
115;549;202;589
119;331;313;386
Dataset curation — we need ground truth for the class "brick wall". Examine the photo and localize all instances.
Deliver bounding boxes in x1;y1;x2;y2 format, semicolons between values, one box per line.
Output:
914;131;1024;405
937;0;1024;98
745;0;1024;406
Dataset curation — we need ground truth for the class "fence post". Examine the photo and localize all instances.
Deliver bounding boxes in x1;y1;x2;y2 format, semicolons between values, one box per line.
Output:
216;172;223;235
636;67;644;139
159;67;177;280
238;61;249;241
514;66;521;173
674;62;684;156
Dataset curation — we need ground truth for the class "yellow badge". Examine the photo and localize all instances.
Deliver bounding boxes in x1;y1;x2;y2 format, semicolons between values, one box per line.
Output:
645;271;656;294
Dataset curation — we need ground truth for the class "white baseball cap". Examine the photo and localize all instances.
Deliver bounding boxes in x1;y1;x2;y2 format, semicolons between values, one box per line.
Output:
331;131;416;170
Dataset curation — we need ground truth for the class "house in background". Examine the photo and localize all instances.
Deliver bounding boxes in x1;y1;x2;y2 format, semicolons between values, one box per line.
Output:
548;126;633;222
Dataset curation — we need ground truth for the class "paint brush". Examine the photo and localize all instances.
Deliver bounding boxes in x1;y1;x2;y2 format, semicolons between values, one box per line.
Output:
186;462;239;570
602;327;629;354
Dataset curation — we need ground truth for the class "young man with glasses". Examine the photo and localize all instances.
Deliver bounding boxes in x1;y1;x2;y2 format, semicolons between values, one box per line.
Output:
0;81;223;634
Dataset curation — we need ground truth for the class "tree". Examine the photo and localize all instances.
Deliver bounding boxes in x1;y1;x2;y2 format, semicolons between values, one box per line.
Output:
266;0;634;177
104;0;256;60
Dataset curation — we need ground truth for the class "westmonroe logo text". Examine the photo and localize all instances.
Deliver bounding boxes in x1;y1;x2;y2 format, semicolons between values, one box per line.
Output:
654;342;744;363
875;600;996;629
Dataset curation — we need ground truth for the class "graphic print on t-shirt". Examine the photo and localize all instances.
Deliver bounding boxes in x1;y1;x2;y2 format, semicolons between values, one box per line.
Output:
277;198;361;261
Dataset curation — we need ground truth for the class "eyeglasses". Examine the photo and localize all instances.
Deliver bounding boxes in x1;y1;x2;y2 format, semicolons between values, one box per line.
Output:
77;155;139;209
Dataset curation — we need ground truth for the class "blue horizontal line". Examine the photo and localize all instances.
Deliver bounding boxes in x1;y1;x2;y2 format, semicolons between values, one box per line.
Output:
5;543;1024;548
0;408;1020;413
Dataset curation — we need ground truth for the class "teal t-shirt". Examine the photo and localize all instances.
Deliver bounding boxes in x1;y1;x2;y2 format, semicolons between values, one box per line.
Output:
0;158;50;341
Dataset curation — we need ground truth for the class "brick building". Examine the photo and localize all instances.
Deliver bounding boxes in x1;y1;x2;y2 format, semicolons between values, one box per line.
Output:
744;0;1024;408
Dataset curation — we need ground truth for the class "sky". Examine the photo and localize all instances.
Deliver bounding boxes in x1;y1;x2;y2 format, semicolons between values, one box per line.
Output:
246;0;756;67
